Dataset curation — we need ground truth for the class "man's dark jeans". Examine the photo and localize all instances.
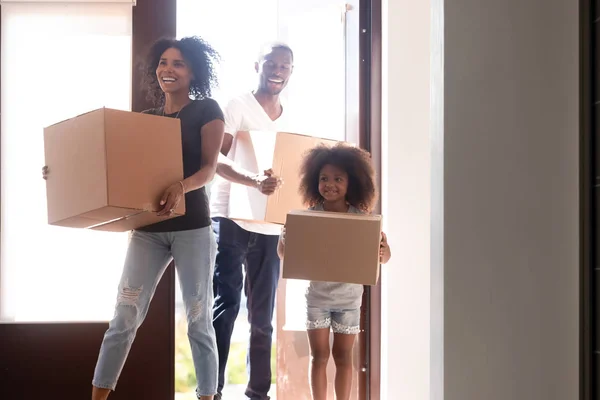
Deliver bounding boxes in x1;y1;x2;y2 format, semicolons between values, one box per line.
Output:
212;217;280;400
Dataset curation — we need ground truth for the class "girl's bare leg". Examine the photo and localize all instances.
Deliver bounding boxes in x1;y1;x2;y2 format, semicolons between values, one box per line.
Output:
307;328;331;400
91;386;111;400
331;333;357;400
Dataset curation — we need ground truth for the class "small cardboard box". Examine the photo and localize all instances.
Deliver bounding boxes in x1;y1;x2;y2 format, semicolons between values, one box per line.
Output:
282;210;382;285
228;131;338;225
43;108;185;232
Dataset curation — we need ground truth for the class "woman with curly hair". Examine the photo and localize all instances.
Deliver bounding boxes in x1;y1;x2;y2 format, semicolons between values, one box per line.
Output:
277;143;392;400
91;36;224;400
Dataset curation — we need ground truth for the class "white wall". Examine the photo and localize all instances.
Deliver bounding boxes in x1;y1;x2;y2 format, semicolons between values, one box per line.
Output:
381;0;435;398
382;0;580;399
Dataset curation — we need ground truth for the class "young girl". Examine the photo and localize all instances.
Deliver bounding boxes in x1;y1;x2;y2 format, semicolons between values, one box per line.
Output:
277;143;391;400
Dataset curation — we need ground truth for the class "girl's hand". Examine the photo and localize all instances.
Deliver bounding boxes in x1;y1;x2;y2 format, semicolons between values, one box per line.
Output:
277;225;286;259
157;181;185;216
380;231;391;263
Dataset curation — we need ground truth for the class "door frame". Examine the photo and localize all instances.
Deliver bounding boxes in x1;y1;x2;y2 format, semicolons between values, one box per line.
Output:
0;1;177;399
580;0;594;399
358;0;382;398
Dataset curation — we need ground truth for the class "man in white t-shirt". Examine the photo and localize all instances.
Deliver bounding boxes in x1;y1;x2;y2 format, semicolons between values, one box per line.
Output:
210;43;293;400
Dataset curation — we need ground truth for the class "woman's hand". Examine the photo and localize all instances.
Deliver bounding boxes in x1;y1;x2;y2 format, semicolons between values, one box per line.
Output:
157;180;185;216
42;166;49;180
380;231;391;264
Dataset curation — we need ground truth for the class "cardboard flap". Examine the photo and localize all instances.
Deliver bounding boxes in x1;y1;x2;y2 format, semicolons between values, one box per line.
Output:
90;210;182;232
287;209;381;220
51;206;182;231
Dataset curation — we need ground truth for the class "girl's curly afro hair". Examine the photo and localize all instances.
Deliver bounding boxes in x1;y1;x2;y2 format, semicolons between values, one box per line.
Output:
143;36;219;106
298;143;378;213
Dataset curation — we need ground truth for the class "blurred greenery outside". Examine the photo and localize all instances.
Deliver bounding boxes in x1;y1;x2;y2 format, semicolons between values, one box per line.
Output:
175;317;276;393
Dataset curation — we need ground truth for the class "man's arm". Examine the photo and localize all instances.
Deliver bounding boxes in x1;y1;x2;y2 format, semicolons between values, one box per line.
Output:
216;153;260;187
217;97;281;194
216;132;280;195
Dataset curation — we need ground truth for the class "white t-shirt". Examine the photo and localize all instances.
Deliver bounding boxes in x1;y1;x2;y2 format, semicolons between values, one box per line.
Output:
210;92;292;235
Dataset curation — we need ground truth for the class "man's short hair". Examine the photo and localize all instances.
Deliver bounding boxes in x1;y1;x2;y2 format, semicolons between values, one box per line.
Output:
258;42;294;62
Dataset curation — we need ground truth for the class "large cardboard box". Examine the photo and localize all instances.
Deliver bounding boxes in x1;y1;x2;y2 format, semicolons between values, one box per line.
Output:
43;108;185;232
282;210;382;285
228;131;338;225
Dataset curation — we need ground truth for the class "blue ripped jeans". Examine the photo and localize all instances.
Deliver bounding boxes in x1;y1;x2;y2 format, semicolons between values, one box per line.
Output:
92;227;217;397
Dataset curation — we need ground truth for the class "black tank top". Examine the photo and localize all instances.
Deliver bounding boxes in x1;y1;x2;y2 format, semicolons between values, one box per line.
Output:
138;98;224;232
